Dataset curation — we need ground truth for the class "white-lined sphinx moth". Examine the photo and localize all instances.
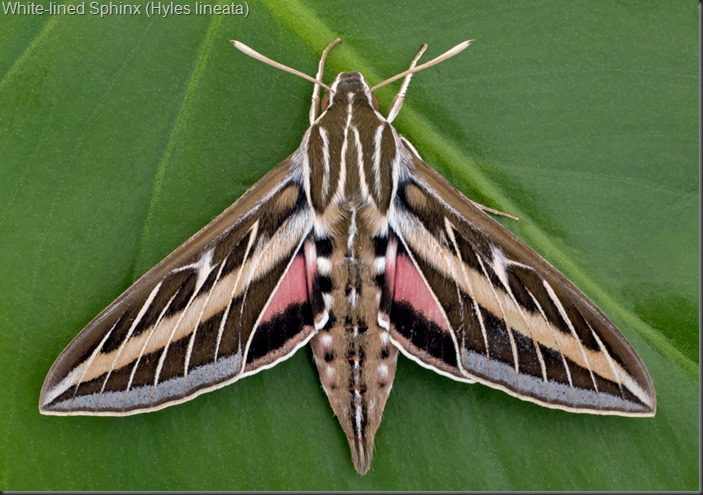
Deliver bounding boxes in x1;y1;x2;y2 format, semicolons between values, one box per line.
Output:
40;39;656;475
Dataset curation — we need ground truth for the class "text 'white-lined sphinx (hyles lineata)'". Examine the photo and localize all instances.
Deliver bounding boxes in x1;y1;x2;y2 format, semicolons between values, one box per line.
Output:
40;39;655;475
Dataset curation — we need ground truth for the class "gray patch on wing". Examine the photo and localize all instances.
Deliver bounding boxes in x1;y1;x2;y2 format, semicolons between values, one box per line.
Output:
461;349;647;414
49;353;244;412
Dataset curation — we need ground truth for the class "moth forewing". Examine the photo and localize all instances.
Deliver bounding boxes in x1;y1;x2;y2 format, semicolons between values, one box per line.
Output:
389;142;655;416
39;156;316;415
40;39;655;476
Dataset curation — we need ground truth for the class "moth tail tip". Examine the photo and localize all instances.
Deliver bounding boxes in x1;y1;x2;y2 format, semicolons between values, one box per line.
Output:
350;436;374;475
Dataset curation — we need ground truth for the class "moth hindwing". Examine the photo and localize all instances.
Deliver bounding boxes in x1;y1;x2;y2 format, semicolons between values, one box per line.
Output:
40;39;656;475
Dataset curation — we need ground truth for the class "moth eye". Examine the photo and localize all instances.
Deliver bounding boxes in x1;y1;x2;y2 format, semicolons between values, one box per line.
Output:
320;92;330;112
371;93;379;111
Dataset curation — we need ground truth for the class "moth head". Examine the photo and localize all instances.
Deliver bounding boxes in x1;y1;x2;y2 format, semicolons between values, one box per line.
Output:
322;71;378;112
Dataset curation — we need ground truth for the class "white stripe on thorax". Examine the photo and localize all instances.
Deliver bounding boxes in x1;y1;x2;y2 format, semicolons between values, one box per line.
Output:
353;127;372;202
332;96;355;204
372;124;384;200
319;127;330;202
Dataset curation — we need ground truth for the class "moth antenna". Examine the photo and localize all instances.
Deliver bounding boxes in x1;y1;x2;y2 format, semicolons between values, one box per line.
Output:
370;39;474;92
386;43;428;123
230;40;332;92
310;38;342;124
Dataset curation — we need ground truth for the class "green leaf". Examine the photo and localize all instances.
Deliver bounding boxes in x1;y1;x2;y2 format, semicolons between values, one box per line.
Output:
0;0;697;490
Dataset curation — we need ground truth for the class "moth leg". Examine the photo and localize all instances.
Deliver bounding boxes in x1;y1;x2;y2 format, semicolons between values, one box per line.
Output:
469;199;520;222
309;38;342;124
386;44;428;123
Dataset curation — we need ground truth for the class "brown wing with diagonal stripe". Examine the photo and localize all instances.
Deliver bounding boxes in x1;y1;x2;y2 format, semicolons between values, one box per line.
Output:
40;154;318;416
386;139;655;416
